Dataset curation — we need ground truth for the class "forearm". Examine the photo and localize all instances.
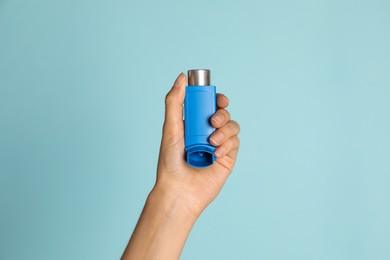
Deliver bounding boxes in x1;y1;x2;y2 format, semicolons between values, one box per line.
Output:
122;185;198;260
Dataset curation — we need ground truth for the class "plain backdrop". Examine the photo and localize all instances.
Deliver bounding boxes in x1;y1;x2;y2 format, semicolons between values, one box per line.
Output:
1;0;389;259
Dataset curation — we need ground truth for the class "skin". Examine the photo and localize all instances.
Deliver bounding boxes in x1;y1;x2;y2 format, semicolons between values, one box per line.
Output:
122;73;241;260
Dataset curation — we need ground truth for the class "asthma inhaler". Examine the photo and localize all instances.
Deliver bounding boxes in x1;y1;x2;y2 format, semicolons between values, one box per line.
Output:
184;69;217;168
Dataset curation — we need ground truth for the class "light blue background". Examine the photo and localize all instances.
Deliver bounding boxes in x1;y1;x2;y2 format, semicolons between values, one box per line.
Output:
1;0;389;259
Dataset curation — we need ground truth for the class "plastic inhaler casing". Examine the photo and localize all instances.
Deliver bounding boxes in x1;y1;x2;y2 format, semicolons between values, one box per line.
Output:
184;69;217;168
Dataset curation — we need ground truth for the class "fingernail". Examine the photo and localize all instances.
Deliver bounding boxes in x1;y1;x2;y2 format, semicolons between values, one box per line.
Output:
212;114;225;125
214;147;226;158
209;133;223;145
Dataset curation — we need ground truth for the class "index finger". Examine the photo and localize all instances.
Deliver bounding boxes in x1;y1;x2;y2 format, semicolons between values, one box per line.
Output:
217;93;229;109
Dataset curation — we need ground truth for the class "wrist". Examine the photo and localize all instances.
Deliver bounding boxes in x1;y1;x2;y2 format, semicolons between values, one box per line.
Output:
148;183;201;221
122;183;199;259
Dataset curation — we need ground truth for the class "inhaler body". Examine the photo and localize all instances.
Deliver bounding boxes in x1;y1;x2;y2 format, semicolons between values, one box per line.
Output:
184;69;217;168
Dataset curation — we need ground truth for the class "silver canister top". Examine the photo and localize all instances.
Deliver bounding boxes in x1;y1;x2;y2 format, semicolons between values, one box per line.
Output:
188;69;210;86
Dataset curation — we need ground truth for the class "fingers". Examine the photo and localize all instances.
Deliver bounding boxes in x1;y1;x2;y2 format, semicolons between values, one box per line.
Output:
210;108;230;128
216;93;229;109
214;136;240;158
212;93;230;129
209;120;240;147
162;73;186;139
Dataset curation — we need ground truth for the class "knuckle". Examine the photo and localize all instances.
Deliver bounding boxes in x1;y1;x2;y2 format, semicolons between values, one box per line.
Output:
235;136;240;146
223;109;231;120
228;136;239;147
219;93;229;101
217;93;229;106
165;92;174;104
230;120;241;133
215;109;230;119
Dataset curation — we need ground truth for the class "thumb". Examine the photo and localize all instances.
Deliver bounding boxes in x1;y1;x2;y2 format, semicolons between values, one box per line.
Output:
162;72;186;141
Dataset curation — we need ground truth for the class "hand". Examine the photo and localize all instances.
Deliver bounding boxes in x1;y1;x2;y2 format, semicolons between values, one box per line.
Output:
155;72;241;217
122;73;240;260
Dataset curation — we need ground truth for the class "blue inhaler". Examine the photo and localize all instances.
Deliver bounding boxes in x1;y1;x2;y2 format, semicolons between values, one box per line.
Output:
184;69;217;168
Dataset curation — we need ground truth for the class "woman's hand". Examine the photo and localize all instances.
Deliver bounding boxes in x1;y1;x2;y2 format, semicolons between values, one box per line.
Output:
155;72;241;217
122;73;240;260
